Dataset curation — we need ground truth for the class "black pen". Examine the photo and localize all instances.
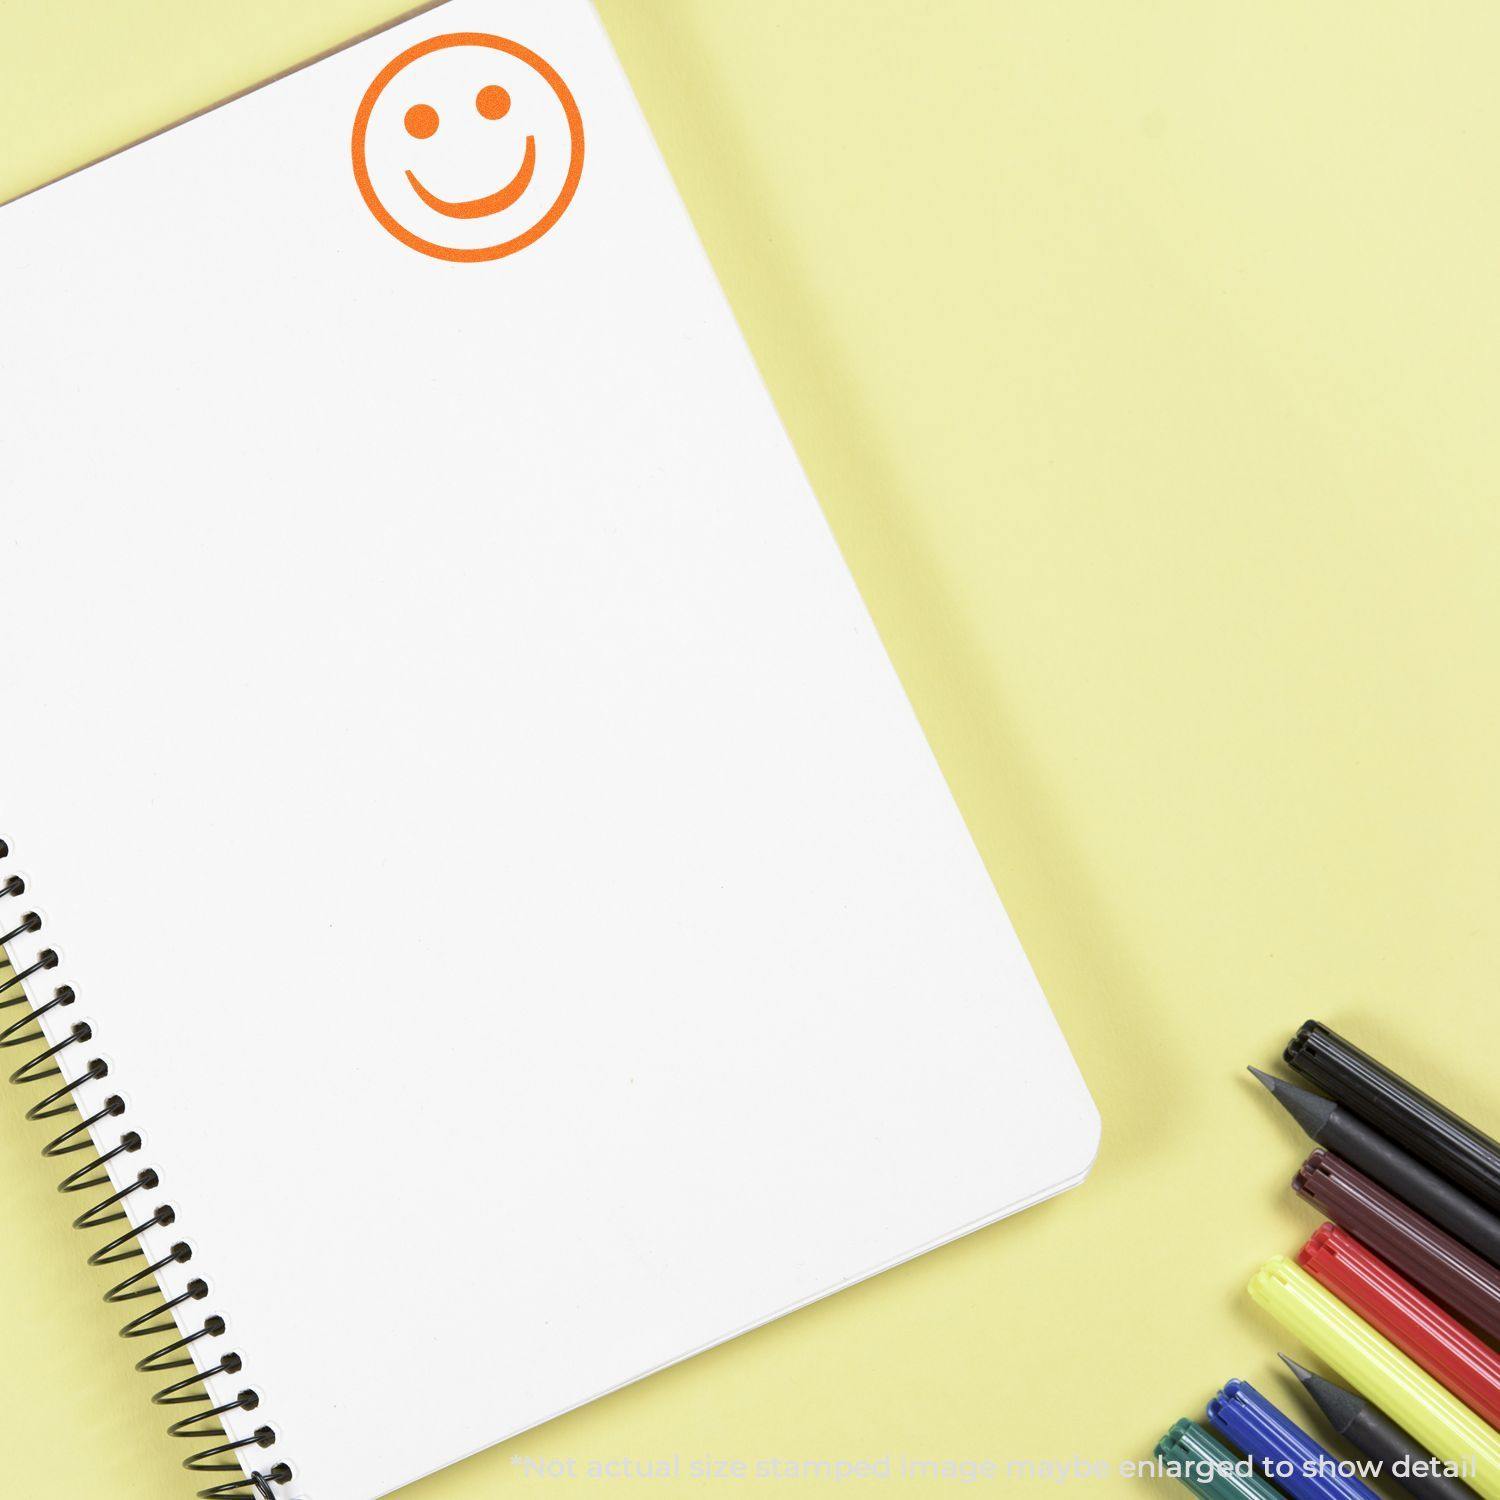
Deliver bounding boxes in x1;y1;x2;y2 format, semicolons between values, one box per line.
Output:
1285;1022;1500;1215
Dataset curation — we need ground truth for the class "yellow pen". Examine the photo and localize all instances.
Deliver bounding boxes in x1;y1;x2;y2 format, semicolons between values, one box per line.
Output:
1249;1255;1500;1500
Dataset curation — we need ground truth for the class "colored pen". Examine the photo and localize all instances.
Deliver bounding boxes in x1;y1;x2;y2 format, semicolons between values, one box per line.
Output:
1247;1256;1500;1499
1294;1150;1500;1342
1301;1224;1500;1429
1209;1376;1381;1500
1156;1418;1285;1500
1282;1356;1479;1500
1251;1067;1500;1266
1286;1022;1500;1215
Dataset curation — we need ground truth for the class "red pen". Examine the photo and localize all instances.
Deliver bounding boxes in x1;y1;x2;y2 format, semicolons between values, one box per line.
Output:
1300;1222;1500;1430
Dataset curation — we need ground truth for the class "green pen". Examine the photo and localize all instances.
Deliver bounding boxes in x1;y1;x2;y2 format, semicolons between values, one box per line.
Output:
1155;1418;1285;1500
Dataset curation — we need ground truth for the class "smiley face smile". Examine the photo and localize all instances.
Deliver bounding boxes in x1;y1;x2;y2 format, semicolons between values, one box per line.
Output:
351;31;586;263
399;82;537;221
406;135;536;219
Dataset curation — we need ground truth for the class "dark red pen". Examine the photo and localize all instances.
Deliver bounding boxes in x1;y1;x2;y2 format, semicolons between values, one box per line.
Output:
1294;1149;1500;1343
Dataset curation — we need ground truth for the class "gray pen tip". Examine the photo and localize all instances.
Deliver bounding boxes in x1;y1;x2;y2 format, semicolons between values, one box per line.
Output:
1278;1355;1361;1432
1247;1065;1337;1138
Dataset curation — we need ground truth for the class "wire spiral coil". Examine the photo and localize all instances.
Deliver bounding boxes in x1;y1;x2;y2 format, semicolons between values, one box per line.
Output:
0;839;294;1500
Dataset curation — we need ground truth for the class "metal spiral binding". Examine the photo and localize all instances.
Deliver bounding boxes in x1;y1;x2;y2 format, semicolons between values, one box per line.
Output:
0;839;294;1500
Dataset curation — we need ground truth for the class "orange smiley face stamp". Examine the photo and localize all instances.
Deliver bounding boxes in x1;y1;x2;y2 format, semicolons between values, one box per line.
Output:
351;32;584;263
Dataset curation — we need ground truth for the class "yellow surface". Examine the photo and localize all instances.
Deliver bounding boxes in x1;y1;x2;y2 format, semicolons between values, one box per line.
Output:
1;3;1498;1498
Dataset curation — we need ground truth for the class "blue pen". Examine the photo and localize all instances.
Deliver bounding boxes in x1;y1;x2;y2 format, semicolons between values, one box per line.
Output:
1209;1378;1382;1500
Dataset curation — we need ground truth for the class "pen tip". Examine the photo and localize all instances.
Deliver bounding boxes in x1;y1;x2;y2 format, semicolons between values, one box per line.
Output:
1246;1066;1336;1137
1277;1357;1361;1431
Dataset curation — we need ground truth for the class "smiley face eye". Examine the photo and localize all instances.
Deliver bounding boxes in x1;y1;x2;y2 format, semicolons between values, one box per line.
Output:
476;84;511;121
404;103;439;139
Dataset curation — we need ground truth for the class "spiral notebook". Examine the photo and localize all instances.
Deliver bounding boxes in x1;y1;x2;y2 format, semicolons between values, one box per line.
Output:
0;2;1098;1497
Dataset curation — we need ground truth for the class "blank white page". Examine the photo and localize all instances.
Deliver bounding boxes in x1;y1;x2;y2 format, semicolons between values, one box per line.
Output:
0;3;1097;1497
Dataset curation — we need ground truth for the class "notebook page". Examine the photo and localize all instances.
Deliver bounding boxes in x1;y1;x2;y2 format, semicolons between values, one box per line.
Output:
0;3;1098;1497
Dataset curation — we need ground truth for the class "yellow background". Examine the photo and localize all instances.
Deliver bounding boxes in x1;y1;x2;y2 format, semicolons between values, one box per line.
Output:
2;2;1497;1497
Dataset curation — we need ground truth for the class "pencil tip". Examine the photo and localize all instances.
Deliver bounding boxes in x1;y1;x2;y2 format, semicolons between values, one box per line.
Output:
1247;1065;1336;1138
1278;1356;1360;1431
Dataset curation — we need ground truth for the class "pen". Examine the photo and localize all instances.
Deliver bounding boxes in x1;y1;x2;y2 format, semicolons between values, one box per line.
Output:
1301;1224;1500;1429
1156;1418;1286;1500
1286;1023;1500;1215
1294;1151;1500;1342
1247;1256;1500;1498
1209;1376;1381;1500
